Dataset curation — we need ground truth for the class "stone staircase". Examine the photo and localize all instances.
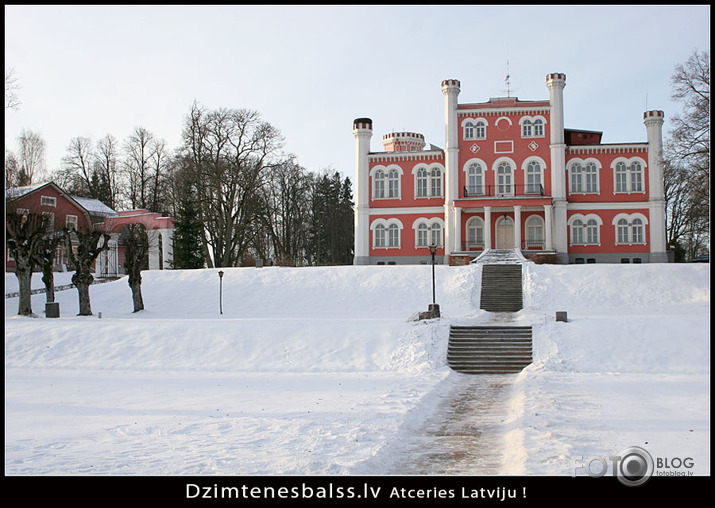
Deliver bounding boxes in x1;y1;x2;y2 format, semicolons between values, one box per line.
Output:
447;325;533;374
479;264;523;312
474;248;527;265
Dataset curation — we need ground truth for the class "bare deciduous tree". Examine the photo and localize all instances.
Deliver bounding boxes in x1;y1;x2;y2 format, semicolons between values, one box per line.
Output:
663;49;710;260
64;227;111;316
120;223;149;312
5;67;21;110
6;208;48;316
17;129;47;185
180;101;284;267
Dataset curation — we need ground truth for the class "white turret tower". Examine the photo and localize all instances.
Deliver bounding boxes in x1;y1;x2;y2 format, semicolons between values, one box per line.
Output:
353;118;373;265
546;72;568;263
441;79;461;261
644;110;668;262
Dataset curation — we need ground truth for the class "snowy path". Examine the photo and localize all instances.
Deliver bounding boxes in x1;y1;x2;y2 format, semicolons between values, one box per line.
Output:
357;373;516;475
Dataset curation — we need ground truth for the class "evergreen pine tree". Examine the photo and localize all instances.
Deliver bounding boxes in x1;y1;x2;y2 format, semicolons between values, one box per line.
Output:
172;184;205;269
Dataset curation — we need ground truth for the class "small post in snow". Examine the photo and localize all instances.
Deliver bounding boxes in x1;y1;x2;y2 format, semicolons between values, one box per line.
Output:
218;270;224;315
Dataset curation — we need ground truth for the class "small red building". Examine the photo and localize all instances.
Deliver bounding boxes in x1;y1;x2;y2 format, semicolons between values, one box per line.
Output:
6;182;174;276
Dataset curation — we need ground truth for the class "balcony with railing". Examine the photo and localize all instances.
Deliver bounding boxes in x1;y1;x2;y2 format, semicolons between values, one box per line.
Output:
463;184;545;198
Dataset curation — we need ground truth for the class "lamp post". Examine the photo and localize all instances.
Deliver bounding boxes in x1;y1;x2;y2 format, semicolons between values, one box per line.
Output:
428;244;437;305
218;270;224;315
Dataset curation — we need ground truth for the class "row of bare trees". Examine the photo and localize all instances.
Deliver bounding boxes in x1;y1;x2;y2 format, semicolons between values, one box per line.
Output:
170;101;354;268
5;202;150;317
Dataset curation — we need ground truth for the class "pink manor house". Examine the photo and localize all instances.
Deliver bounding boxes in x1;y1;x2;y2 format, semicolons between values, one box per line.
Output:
352;72;667;265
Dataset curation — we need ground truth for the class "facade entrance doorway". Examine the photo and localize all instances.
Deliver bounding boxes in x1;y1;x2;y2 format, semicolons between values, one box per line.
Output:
496;216;514;249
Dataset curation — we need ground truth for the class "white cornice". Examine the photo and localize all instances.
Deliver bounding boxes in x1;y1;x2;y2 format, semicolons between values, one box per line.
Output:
369;150;444;163
370;206;444;215
567;202;650;211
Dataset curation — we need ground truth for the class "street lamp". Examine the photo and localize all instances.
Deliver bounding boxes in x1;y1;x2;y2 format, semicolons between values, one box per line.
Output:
428;244;437;305
428;244;440;318
218;270;224;315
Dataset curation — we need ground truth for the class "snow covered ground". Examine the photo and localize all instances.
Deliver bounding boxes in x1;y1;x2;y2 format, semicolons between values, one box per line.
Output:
4;262;710;477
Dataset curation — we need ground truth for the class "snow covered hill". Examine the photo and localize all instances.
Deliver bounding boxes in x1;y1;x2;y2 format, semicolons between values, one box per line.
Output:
4;263;710;476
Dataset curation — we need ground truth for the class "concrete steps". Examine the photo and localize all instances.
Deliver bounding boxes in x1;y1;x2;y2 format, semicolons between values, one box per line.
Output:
447;325;533;374
479;264;523;312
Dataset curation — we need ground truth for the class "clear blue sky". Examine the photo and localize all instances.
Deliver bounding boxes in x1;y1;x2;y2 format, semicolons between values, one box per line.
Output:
5;5;710;189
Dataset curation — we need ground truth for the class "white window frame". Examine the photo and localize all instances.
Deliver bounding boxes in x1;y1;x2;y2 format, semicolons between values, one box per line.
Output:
412;163;444;199
522;156;546;195
371;165;403;200
525;215;545;248
568;158;601;195
41;195;57;207
461;117;488;140
612;213;648;246
569;213;602;246
611;157;647;195
493;157;515;196
371;218;403;249
519;115;547;139
415;167;428;197
464;159;486;196
66;214;78;230
412;218;445;249
464;121;475;140
466;216;485;249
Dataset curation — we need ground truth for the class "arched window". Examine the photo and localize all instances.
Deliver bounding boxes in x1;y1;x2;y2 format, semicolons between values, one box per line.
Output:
475;120;486;139
525;216;544;248
464;121;475;139
586;219;599;244
387;169;400;198
571;219;584;245
430;167;442;197
374;224;386;248
570;163;583;193
497;161;513;196
632;218;644;243
416;168;428;197
630;162;643;192
387;223;400;247
613;158;646;193
416;223;429;247
617;218;629;244
585;162;599;193
615;162;628;192
430;223;442;247
526;161;542;194
522;119;532;137
374;169;386;199
466;217;485;249
466;163;484;196
533;118;544;137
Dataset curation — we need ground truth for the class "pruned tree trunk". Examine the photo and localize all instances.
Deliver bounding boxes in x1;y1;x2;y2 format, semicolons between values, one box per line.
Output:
65;228;110;316
15;263;34;316
72;271;94;316
120;223;148;312
41;265;55;304
129;278;144;313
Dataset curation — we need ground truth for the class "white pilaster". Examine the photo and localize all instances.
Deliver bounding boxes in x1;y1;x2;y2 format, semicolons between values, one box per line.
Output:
644;110;667;261
442;79;461;258
547;73;569;262
353;118;373;265
454;206;462;252
514;205;522;251
544;204;553;251
484;206;492;250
